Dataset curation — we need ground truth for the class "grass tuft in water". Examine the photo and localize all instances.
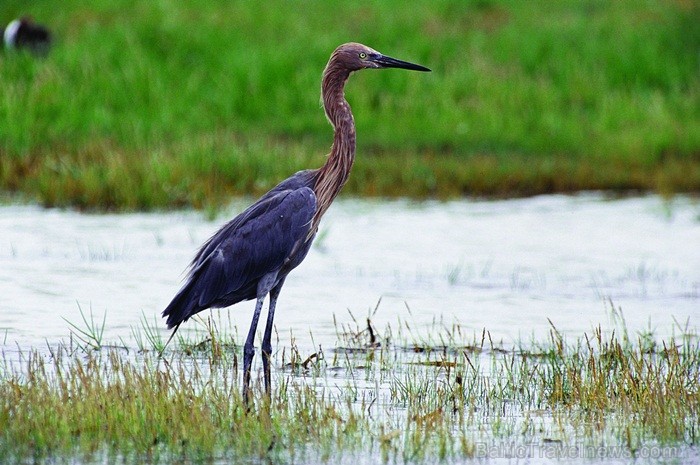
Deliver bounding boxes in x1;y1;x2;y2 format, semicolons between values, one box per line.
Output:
63;303;107;351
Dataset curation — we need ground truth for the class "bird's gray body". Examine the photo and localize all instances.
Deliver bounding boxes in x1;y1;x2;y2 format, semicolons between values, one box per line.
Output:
163;169;317;329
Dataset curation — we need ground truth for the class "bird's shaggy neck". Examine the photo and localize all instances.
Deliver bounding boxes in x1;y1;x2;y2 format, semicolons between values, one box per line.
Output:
310;55;356;233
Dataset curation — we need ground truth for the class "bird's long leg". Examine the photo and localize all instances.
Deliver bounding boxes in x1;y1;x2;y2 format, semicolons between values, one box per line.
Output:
262;278;286;398
242;296;265;405
243;273;278;404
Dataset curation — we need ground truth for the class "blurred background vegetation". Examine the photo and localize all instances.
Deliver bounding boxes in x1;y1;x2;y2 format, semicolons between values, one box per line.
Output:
1;0;698;211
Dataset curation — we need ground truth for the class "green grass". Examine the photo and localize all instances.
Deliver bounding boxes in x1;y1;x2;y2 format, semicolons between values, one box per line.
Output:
1;0;699;210
0;312;698;463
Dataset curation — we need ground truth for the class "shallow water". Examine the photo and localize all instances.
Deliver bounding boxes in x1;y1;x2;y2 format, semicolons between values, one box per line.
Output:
1;194;699;464
0;194;698;352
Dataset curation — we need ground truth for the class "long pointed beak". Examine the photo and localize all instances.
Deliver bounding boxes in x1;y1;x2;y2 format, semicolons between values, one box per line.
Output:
374;54;431;72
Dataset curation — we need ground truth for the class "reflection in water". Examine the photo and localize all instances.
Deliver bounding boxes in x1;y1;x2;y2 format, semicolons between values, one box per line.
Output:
0;194;698;351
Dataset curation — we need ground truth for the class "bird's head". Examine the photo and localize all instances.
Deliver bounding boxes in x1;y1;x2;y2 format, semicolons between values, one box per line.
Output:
332;43;430;73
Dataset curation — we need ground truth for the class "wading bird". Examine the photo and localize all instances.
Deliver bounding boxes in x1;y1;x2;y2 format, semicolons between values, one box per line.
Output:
163;43;429;401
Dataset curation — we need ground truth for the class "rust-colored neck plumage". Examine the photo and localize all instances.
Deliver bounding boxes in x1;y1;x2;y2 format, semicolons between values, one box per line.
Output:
310;50;357;233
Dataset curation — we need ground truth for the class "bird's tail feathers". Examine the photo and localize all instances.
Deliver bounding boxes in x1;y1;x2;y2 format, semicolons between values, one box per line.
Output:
162;279;200;330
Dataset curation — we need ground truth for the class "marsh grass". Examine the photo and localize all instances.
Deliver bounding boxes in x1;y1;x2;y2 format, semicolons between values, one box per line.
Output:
1;0;699;210
1;308;698;464
63;303;107;351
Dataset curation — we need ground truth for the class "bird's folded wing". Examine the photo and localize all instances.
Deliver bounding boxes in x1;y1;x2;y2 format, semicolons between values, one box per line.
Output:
190;187;317;307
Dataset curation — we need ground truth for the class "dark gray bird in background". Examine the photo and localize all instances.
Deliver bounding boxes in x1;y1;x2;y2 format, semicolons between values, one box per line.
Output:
3;17;52;55
162;42;430;401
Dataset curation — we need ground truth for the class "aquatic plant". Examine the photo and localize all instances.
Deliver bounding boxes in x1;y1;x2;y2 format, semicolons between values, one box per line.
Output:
0;311;697;463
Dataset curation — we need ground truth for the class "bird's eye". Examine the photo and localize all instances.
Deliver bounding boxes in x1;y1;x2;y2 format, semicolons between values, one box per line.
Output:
359;52;367;59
